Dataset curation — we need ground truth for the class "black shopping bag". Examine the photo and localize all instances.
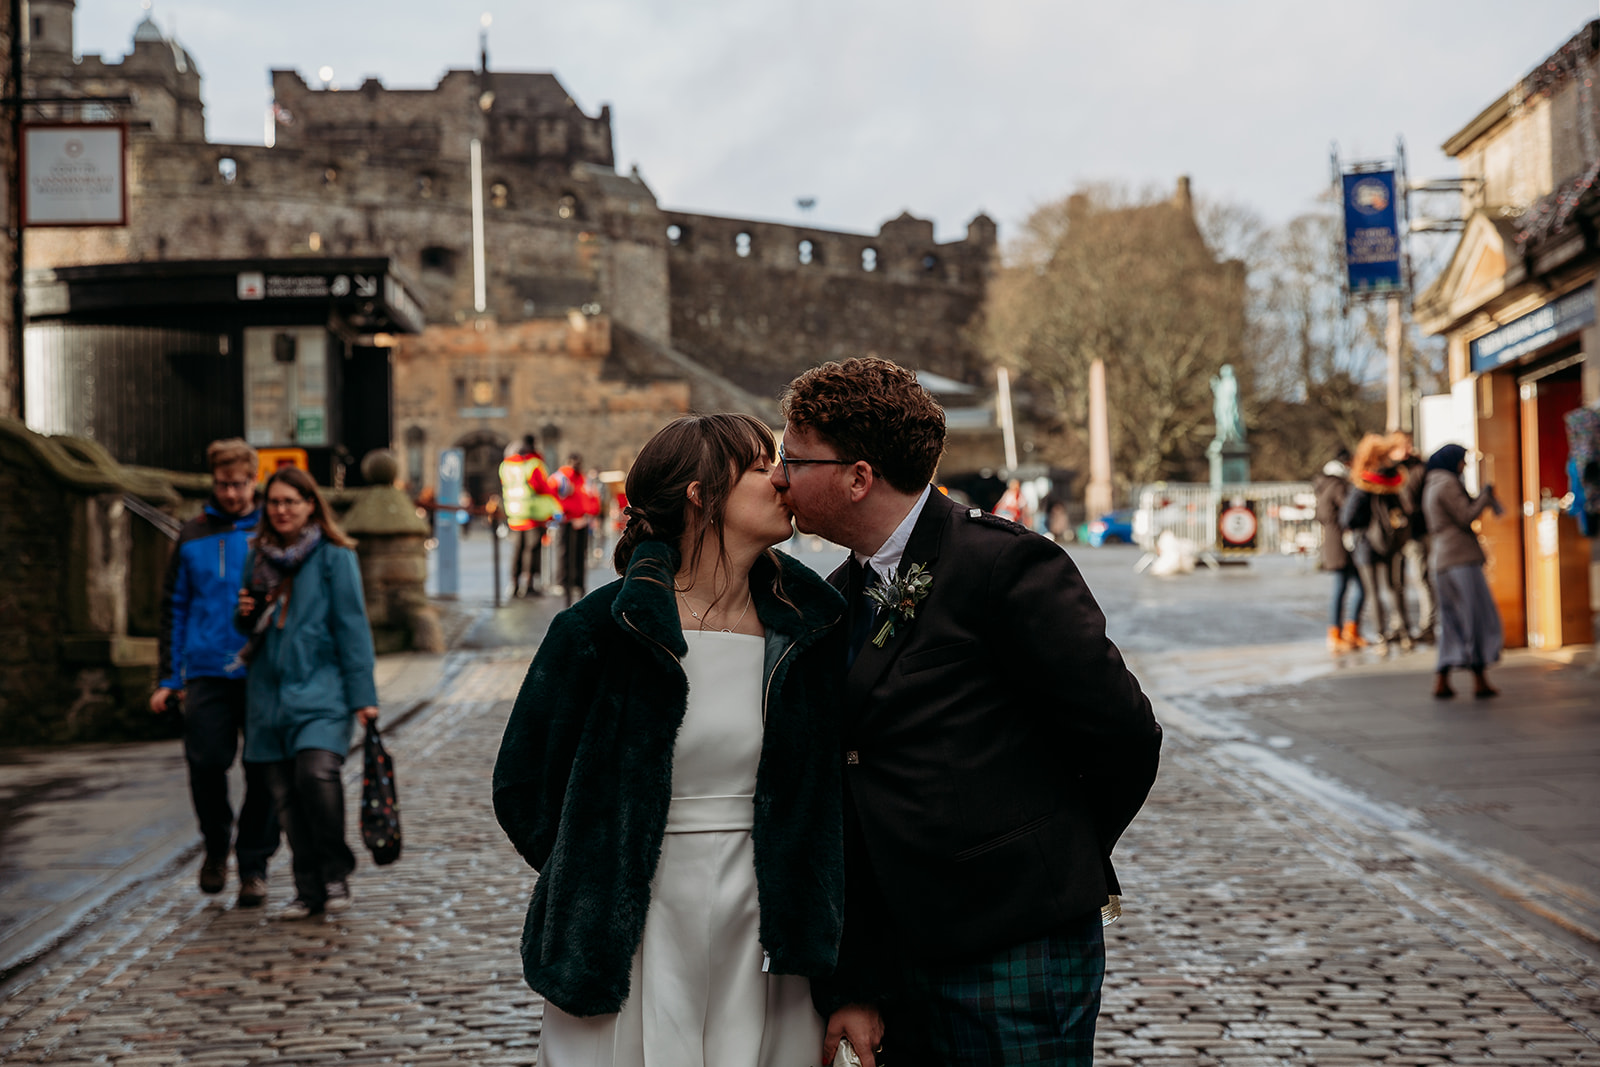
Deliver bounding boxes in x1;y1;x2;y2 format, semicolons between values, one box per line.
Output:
361;720;403;866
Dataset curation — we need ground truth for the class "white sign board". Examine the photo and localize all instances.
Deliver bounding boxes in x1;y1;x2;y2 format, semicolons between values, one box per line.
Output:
22;124;128;227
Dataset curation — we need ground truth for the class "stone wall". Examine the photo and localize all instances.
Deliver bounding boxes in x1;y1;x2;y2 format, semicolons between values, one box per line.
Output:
0;418;179;744
664;209;997;400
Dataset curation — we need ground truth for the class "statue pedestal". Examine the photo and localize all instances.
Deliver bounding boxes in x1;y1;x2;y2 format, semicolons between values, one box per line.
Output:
1208;438;1251;490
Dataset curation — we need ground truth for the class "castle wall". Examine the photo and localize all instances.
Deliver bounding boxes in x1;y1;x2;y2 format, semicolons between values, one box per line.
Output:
663;210;996;399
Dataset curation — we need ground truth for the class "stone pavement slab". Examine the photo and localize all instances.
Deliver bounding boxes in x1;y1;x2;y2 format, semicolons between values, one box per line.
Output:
1;641;1596;1064
1141;641;1600;955
0;649;456;982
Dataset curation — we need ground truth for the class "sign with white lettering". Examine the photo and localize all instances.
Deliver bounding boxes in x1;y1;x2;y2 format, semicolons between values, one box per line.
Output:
1470;284;1595;373
1341;169;1403;297
22;124;128;227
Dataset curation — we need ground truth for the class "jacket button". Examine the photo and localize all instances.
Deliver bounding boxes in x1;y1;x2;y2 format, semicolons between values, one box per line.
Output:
845;750;860;765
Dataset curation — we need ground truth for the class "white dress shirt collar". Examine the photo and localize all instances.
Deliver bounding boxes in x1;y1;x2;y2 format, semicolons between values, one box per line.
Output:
854;485;934;581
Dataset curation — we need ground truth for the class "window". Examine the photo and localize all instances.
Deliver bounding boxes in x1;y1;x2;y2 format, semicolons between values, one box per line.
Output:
558;193;579;220
921;253;940;273
490;182;509;209
417;173;435;199
667;223;684;246
735;232;752;258
243;327;330;447
421;246;458;275
217;157;237;184
861;247;878;272
797;239;814;265
323;166;339;187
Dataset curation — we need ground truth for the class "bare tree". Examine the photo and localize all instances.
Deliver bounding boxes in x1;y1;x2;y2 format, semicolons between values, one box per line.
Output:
984;182;1247;491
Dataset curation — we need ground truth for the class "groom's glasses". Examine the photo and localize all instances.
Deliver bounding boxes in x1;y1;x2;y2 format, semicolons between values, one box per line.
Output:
776;447;856;483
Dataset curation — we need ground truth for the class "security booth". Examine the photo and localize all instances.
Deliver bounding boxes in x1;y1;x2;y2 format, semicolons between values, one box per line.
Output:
22;257;424;484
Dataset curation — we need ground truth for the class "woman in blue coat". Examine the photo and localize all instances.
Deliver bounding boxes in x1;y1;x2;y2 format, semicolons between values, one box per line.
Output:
236;467;379;920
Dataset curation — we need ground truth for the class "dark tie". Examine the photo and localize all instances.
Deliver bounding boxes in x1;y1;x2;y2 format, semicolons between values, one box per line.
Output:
846;562;883;670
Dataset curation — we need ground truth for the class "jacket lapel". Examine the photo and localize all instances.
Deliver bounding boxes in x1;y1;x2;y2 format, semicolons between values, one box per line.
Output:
845;490;953;707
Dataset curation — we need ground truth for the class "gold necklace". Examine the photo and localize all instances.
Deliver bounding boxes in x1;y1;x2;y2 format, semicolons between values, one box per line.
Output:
676;588;752;633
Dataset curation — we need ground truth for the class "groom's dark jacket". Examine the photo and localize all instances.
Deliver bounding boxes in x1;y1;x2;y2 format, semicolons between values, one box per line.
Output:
822;489;1161;998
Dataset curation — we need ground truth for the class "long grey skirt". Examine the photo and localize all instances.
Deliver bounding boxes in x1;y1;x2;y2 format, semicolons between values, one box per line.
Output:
1436;563;1503;671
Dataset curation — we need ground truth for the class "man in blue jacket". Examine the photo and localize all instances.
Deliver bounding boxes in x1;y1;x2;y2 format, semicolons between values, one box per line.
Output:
152;439;280;906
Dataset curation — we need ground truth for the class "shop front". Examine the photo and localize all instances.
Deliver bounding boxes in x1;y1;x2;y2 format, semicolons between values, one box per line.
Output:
1463;286;1597;649
22;258;424;484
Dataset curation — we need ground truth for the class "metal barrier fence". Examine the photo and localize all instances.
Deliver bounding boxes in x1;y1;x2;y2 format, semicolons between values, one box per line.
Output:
1134;482;1320;562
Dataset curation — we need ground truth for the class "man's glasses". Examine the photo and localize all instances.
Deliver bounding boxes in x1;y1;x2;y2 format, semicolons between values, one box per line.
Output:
776;447;856;483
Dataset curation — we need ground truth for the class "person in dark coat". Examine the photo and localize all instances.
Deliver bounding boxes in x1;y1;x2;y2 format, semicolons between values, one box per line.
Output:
236;467;379;920
153;438;280;906
772;358;1162;1067
1340;432;1415;651
1313;447;1365;652
1395;432;1439;644
493;414;849;1066
1421;444;1504;698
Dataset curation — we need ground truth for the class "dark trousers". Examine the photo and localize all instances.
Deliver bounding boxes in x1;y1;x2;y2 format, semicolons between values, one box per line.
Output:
183;677;279;878
1359;552;1411;641
511;526;543;593
265;747;356;907
561;522;592;605
1404;537;1437;637
887;914;1106;1065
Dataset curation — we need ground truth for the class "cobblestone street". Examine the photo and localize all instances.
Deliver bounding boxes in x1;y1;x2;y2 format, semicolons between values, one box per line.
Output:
2;630;1598;1063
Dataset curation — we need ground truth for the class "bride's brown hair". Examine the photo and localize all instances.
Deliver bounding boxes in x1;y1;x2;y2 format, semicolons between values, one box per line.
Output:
613;413;783;607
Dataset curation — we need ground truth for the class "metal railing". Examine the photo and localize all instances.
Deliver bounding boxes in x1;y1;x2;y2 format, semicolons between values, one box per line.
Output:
1134;482;1320;566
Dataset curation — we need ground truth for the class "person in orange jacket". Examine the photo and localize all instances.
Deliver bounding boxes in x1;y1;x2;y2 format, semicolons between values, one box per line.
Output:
552;454;602;606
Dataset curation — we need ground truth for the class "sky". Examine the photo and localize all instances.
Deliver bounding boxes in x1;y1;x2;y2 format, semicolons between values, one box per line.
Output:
73;0;1600;243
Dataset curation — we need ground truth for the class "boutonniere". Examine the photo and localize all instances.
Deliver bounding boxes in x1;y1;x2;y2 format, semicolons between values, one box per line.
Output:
865;563;933;648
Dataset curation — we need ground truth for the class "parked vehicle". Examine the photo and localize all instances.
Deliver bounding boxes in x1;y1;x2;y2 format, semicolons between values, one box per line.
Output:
1086;508;1136;546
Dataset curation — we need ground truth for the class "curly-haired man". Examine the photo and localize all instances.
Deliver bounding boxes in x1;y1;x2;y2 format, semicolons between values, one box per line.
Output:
774;358;1162;1066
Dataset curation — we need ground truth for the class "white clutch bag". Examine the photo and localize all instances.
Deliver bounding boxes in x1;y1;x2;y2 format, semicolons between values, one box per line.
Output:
833;1037;863;1067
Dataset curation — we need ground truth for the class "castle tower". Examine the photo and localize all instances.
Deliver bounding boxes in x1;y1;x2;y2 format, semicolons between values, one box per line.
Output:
28;0;76;61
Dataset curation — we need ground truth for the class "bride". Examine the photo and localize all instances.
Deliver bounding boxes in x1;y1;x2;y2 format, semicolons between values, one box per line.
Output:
493;413;851;1066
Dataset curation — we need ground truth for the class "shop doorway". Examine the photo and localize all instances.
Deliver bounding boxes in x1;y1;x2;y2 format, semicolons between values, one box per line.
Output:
1517;356;1593;648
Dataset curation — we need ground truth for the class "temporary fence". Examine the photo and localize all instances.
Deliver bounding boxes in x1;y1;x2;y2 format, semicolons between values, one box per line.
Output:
1134;482;1319;567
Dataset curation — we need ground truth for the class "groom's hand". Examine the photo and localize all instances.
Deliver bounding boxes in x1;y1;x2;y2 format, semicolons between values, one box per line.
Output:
823;1003;883;1067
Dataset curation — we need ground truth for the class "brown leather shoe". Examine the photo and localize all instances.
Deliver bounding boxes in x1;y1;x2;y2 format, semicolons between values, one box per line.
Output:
1432;673;1454;699
198;859;226;894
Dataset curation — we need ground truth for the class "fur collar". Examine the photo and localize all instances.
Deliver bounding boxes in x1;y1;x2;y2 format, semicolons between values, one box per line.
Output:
610;540;845;658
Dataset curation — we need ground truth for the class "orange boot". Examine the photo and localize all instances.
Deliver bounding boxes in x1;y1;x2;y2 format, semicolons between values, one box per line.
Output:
1341;621;1367;649
1327;625;1350;653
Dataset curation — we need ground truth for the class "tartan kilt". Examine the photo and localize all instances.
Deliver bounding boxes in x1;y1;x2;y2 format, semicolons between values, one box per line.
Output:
888;913;1105;1066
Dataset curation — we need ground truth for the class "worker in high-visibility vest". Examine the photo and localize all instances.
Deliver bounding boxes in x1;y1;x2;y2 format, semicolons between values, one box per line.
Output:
499;435;562;597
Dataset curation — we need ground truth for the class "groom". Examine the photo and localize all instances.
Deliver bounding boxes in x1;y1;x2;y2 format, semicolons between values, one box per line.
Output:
774;358;1162;1065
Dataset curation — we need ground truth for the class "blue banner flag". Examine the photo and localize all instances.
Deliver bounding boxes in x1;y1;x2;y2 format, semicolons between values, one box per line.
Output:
1341;170;1404;296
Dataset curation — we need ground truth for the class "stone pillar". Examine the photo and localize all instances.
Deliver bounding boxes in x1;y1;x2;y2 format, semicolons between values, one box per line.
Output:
1085;359;1113;519
341;450;445;654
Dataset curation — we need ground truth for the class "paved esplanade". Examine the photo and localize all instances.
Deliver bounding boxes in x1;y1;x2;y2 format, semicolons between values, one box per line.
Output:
1;547;1597;1064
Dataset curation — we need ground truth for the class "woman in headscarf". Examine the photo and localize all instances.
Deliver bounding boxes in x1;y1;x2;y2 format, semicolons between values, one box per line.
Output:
1420;444;1504;698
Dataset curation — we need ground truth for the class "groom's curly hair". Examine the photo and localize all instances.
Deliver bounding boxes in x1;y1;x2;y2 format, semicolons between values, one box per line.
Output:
780;358;945;493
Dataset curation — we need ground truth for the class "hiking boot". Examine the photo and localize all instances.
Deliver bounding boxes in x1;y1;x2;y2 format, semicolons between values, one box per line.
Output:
237;874;268;908
278;898;322;921
198;858;226;895
324;880;352;913
1326;626;1350;653
1340;621;1366;649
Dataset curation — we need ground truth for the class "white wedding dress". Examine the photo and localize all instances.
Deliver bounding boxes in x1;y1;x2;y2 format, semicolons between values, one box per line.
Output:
539;630;825;1067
